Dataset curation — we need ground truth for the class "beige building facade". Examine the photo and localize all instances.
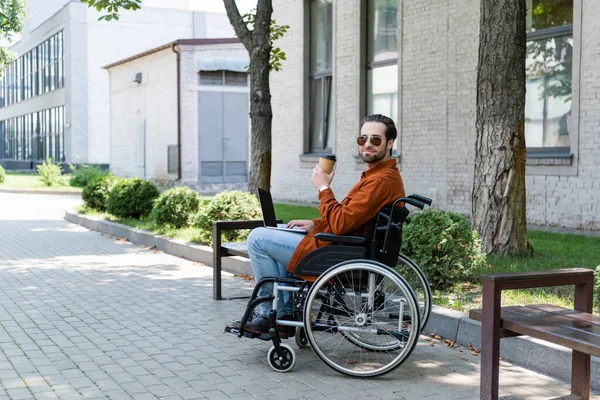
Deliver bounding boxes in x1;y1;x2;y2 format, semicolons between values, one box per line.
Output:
269;0;600;231
106;39;250;190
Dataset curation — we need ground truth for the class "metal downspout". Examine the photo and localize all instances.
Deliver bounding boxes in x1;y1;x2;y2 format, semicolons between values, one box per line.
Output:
172;43;182;181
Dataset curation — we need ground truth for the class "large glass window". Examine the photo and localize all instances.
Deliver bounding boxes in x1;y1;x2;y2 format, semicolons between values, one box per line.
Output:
0;106;65;162
309;0;333;153
525;0;573;153
366;0;398;153
0;31;64;109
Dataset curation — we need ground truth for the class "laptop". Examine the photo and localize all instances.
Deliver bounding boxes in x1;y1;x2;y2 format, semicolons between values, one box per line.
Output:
257;188;309;235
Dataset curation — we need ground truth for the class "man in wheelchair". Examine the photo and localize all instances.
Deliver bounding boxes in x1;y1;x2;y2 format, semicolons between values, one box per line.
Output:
231;114;406;336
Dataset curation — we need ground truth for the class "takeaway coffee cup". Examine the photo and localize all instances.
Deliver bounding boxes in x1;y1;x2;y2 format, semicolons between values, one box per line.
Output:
319;154;337;174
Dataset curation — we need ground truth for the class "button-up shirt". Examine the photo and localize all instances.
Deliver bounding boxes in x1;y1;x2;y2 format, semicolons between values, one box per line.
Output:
287;159;405;281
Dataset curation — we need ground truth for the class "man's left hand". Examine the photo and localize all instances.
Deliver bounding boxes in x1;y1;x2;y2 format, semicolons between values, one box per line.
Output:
312;164;335;191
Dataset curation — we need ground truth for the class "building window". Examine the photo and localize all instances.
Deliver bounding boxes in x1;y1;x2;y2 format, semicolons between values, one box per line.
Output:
308;0;333;153
199;70;248;86
0;31;64;109
366;0;398;153
0;106;65;162
525;0;573;155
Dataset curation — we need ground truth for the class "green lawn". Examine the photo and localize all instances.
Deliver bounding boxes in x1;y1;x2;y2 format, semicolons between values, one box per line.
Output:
274;203;321;222
1;171;81;192
437;230;600;312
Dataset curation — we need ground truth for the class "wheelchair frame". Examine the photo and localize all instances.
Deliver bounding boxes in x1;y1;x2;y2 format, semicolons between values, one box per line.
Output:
225;194;433;377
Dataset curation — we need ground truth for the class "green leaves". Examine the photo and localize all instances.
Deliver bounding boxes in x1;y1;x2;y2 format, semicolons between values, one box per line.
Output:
402;209;487;291
0;0;27;67
242;9;290;72
79;0;141;21
36;158;63;187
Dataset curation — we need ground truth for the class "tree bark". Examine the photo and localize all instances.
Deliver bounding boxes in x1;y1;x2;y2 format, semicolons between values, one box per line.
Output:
223;0;272;193
472;0;532;255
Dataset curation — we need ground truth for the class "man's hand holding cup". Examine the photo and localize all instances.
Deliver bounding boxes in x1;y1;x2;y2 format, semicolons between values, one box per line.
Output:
312;154;336;191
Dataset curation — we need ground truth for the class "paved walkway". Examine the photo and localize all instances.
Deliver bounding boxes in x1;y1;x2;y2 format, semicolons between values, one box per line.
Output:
0;192;597;400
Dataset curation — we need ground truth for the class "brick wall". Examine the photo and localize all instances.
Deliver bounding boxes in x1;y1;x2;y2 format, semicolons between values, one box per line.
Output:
271;0;600;231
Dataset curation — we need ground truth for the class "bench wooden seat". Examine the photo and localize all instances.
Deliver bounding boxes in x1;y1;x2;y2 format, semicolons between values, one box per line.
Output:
469;268;596;400
211;219;281;300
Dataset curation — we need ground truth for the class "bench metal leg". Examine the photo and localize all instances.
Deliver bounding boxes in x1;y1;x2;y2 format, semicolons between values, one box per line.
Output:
213;224;222;301
571;280;593;399
481;279;501;400
571;350;590;399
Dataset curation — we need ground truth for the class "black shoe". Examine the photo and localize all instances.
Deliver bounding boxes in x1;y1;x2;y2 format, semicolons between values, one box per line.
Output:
231;315;296;337
231;316;271;334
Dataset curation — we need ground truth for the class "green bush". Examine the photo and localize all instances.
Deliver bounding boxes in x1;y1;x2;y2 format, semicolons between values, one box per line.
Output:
106;177;160;218
152;186;200;228
82;174;117;211
401;209;487;291
36;158;63;187
193;190;261;245
0;165;5;184
69;164;107;187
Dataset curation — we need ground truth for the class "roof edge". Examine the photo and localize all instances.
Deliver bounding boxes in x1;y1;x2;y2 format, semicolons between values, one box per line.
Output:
103;37;242;70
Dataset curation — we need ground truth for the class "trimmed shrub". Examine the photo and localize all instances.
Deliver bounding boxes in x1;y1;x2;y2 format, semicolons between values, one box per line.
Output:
0;165;5;184
69;164;107;187
106;177;159;218
401;209;487;291
36;158;63;187
193;190;261;245
152;186;200;228
82;174;117;211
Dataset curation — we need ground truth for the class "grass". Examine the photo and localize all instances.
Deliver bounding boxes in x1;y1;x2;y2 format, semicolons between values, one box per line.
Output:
274;202;321;222
1;171;81;192
435;230;600;313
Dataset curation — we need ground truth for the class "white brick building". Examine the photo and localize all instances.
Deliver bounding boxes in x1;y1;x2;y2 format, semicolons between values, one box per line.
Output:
269;0;600;231
0;0;236;169
105;39;249;190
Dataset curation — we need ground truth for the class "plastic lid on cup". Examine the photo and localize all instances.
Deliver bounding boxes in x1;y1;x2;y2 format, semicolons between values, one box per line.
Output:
320;154;336;161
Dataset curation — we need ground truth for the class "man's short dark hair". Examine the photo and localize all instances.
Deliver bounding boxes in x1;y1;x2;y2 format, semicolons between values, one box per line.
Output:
360;114;397;156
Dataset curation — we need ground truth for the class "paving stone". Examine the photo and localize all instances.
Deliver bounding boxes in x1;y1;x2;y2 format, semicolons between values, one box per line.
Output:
1;192;599;400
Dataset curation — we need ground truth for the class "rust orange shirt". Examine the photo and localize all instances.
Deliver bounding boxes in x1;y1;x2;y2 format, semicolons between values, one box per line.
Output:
287;159;406;281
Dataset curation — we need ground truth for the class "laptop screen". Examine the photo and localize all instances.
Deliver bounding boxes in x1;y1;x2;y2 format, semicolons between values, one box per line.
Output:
257;188;277;227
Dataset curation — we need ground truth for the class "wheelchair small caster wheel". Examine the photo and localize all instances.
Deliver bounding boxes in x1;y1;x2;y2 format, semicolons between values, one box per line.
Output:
295;327;309;348
267;343;296;372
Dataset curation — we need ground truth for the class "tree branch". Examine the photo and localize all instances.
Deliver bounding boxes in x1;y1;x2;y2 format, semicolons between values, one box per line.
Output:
222;0;252;51
254;0;272;38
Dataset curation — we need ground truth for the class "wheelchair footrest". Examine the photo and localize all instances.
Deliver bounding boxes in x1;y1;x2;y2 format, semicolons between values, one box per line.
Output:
224;325;273;341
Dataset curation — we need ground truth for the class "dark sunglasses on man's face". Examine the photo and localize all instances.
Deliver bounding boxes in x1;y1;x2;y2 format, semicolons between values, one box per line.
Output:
357;136;383;146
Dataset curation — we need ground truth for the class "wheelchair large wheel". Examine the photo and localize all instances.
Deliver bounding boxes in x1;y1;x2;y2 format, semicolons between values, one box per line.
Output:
394;253;432;329
303;260;420;377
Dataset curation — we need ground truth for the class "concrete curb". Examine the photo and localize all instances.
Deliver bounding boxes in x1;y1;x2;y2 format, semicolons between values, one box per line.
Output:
63;211;252;276
424;305;599;390
65;211;598;390
0;187;82;196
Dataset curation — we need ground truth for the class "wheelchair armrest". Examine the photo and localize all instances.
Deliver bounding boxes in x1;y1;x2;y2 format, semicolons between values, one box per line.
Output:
314;233;366;245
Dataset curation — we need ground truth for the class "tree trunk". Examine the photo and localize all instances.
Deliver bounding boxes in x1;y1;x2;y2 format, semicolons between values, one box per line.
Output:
223;0;272;194
472;0;532;255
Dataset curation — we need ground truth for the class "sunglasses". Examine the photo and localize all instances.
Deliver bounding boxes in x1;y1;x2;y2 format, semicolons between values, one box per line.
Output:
356;136;384;146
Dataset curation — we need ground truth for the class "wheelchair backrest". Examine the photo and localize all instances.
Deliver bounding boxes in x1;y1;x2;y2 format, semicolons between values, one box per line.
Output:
365;201;409;268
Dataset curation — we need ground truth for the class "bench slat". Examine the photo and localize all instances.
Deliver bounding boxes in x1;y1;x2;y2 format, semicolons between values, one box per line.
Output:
470;305;600;357
222;242;249;258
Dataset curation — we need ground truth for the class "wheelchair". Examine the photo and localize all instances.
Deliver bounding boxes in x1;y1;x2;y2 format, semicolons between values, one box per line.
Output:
224;194;433;377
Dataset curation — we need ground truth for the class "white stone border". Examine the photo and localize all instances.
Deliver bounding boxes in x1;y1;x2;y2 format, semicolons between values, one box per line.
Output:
63;210;253;276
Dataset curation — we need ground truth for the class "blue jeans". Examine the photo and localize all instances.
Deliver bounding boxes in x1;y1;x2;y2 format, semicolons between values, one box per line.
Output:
247;227;305;318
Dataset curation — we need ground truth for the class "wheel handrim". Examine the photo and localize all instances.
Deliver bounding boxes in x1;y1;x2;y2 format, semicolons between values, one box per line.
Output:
303;261;420;377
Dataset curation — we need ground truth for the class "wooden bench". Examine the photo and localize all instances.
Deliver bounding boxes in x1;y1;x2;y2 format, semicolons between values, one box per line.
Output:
211;219;281;301
469;268;598;400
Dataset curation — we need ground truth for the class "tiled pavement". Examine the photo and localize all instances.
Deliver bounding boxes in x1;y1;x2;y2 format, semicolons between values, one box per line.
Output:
0;192;598;400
